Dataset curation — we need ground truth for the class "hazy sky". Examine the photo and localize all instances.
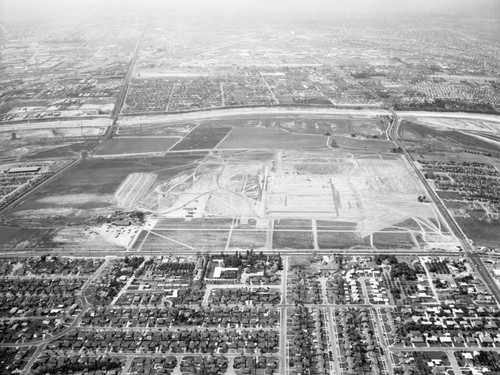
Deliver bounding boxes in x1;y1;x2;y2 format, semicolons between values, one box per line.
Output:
1;0;499;22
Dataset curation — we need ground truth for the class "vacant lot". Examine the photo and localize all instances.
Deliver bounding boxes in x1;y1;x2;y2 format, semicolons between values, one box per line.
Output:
317;231;370;249
0;138;99;160
145;229;229;251
8;155;203;225
274;219;312;231
117;122;196;136
171;126;233;151
330;136;393;152
400;121;500;155
0;226;56;250
316;220;357;230
455;217;500;248
229;230;267;249
154;218;234;230
436;191;463;200
95;137;180;155
273;230;314;249
218;127;325;150
372;232;415;249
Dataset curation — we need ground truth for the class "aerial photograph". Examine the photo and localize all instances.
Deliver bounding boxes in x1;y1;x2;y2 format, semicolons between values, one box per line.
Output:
0;0;499;374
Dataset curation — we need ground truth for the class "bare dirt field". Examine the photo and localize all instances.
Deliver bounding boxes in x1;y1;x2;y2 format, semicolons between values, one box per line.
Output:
171;126;233;151
218;127;326;150
0;137;100;162
154;218;234;230
455;217;500;248
330;136;393;152
7;155;203;225
0;226;56;250
372;232;416;249
317;231;371;249
143;229;229;251
95;137;180;155
273;230;314;249
117;122;196;137
399;120;500;156
228;230;267;250
274;219;312;231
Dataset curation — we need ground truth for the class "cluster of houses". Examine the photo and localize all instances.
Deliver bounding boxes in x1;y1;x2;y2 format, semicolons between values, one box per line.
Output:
48;329;279;355
11;256;104;276
399;305;500;348
233;355;279;375
288;306;331;375
0;347;36;374
0;278;82;318
335;308;385;375
31;354;124;375
129;356;177;375
179;356;228;375
80;306;279;329
123;79;173;113
209;288;281;306
0;317;66;344
327;272;364;304
288;268;322;304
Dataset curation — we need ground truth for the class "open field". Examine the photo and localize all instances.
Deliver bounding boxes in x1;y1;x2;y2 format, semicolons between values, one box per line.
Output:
273;230;314;249
171;125;233;151
116;122;196;137
400;120;500;155
372;232;416;249
0;226;56;250
143;229;229;251
114;173;157;209
1;127;105;140
455;218;500;248
0;118;111;132
117;108;389;128
6;155;203;225
316;220;357;230
0;113;460;253
317;231;371;249
274;219;312;231
218;126;326;150
228;230;267;249
0;139;101;161
95;137;180;155
330;136;393;152
154;217;234;230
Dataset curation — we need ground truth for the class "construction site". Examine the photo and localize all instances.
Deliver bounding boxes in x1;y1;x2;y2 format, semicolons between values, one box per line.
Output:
118;147;459;252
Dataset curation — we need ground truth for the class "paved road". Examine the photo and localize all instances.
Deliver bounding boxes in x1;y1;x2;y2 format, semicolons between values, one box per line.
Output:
279;256;288;375
469;254;500;305
0;248;468;258
387;109;500;305
111;31;143;123
386;110;469;248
